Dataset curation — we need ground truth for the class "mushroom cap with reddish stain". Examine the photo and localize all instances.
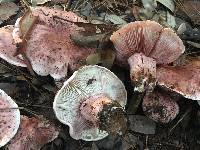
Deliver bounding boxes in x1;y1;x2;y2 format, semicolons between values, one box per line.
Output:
110;20;185;66
157;58;200;100
7;116;59;150
0;89;20;147
53;65;127;141
13;7;96;80
0;25;26;67
142;90;179;123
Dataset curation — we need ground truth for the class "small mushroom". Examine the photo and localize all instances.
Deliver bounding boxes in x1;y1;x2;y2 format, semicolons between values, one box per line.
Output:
0;89;20;147
53;65;127;141
110;20;185;92
0;25;26;67
157;57;200;100
142;90;179;123
12;7;96;80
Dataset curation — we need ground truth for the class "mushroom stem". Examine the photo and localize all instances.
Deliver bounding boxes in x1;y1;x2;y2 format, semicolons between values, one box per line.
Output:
80;94;126;134
128;53;156;93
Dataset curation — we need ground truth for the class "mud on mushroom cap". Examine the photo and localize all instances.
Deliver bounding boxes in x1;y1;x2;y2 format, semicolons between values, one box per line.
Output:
53;65;127;141
0;89;20;147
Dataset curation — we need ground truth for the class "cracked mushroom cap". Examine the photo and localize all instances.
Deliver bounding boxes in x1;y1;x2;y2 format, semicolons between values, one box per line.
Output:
13;7;95;80
53;65;127;141
142;90;179;123
0;89;20;147
0;25;26;67
110;20;185;66
157;58;200;100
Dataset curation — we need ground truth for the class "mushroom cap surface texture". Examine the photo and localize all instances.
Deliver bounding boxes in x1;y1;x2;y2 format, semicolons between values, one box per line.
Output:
110;20;185;66
142;90;179;123
7;115;59;150
53;65;127;141
0;25;26;67
0;89;20;147
13;7;96;80
157;58;200;100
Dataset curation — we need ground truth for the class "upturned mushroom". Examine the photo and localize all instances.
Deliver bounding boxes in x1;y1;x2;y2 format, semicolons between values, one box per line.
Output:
0;89;20;147
53;65;127;141
5;6;96;80
110;20;185;92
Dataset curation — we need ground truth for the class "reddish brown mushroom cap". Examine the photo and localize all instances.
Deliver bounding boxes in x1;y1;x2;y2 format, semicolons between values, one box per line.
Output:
0;89;20;147
7;116;59;150
13;7;96;80
149;28;185;64
157;58;200;100
0;25;26;67
110;20;163;66
142;90;179;123
128;53;156;92
110;20;185;66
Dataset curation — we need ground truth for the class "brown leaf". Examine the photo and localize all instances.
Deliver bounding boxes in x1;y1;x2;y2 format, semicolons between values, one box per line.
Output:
0;2;19;22
180;0;200;25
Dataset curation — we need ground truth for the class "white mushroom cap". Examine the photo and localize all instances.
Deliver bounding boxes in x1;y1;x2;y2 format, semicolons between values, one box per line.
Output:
53;65;127;141
0;89;20;147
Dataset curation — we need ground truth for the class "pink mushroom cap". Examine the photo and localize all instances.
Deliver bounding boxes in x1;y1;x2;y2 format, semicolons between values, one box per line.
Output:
110;20;185;66
157;58;200;100
0;25;26;67
12;7;96;80
142;90;179;123
0;89;20;147
7;115;59;150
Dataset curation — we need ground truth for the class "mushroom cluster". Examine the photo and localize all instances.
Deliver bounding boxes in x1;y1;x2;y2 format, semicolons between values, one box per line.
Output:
110;20;185;92
53;65;127;141
110;20;199;123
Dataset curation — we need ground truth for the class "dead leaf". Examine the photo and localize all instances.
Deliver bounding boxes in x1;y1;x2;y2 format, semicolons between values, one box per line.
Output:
19;9;38;39
156;0;175;12
31;0;50;5
129;115;156;134
0;2;19;23
180;0;200;25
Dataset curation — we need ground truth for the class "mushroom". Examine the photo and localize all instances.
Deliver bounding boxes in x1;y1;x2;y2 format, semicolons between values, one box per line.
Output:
0;25;26;67
0;89;20;147
11;7;96;80
53;65;127;141
7;115;59;150
110;20;185;91
142;90;179;123
157;57;200;100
